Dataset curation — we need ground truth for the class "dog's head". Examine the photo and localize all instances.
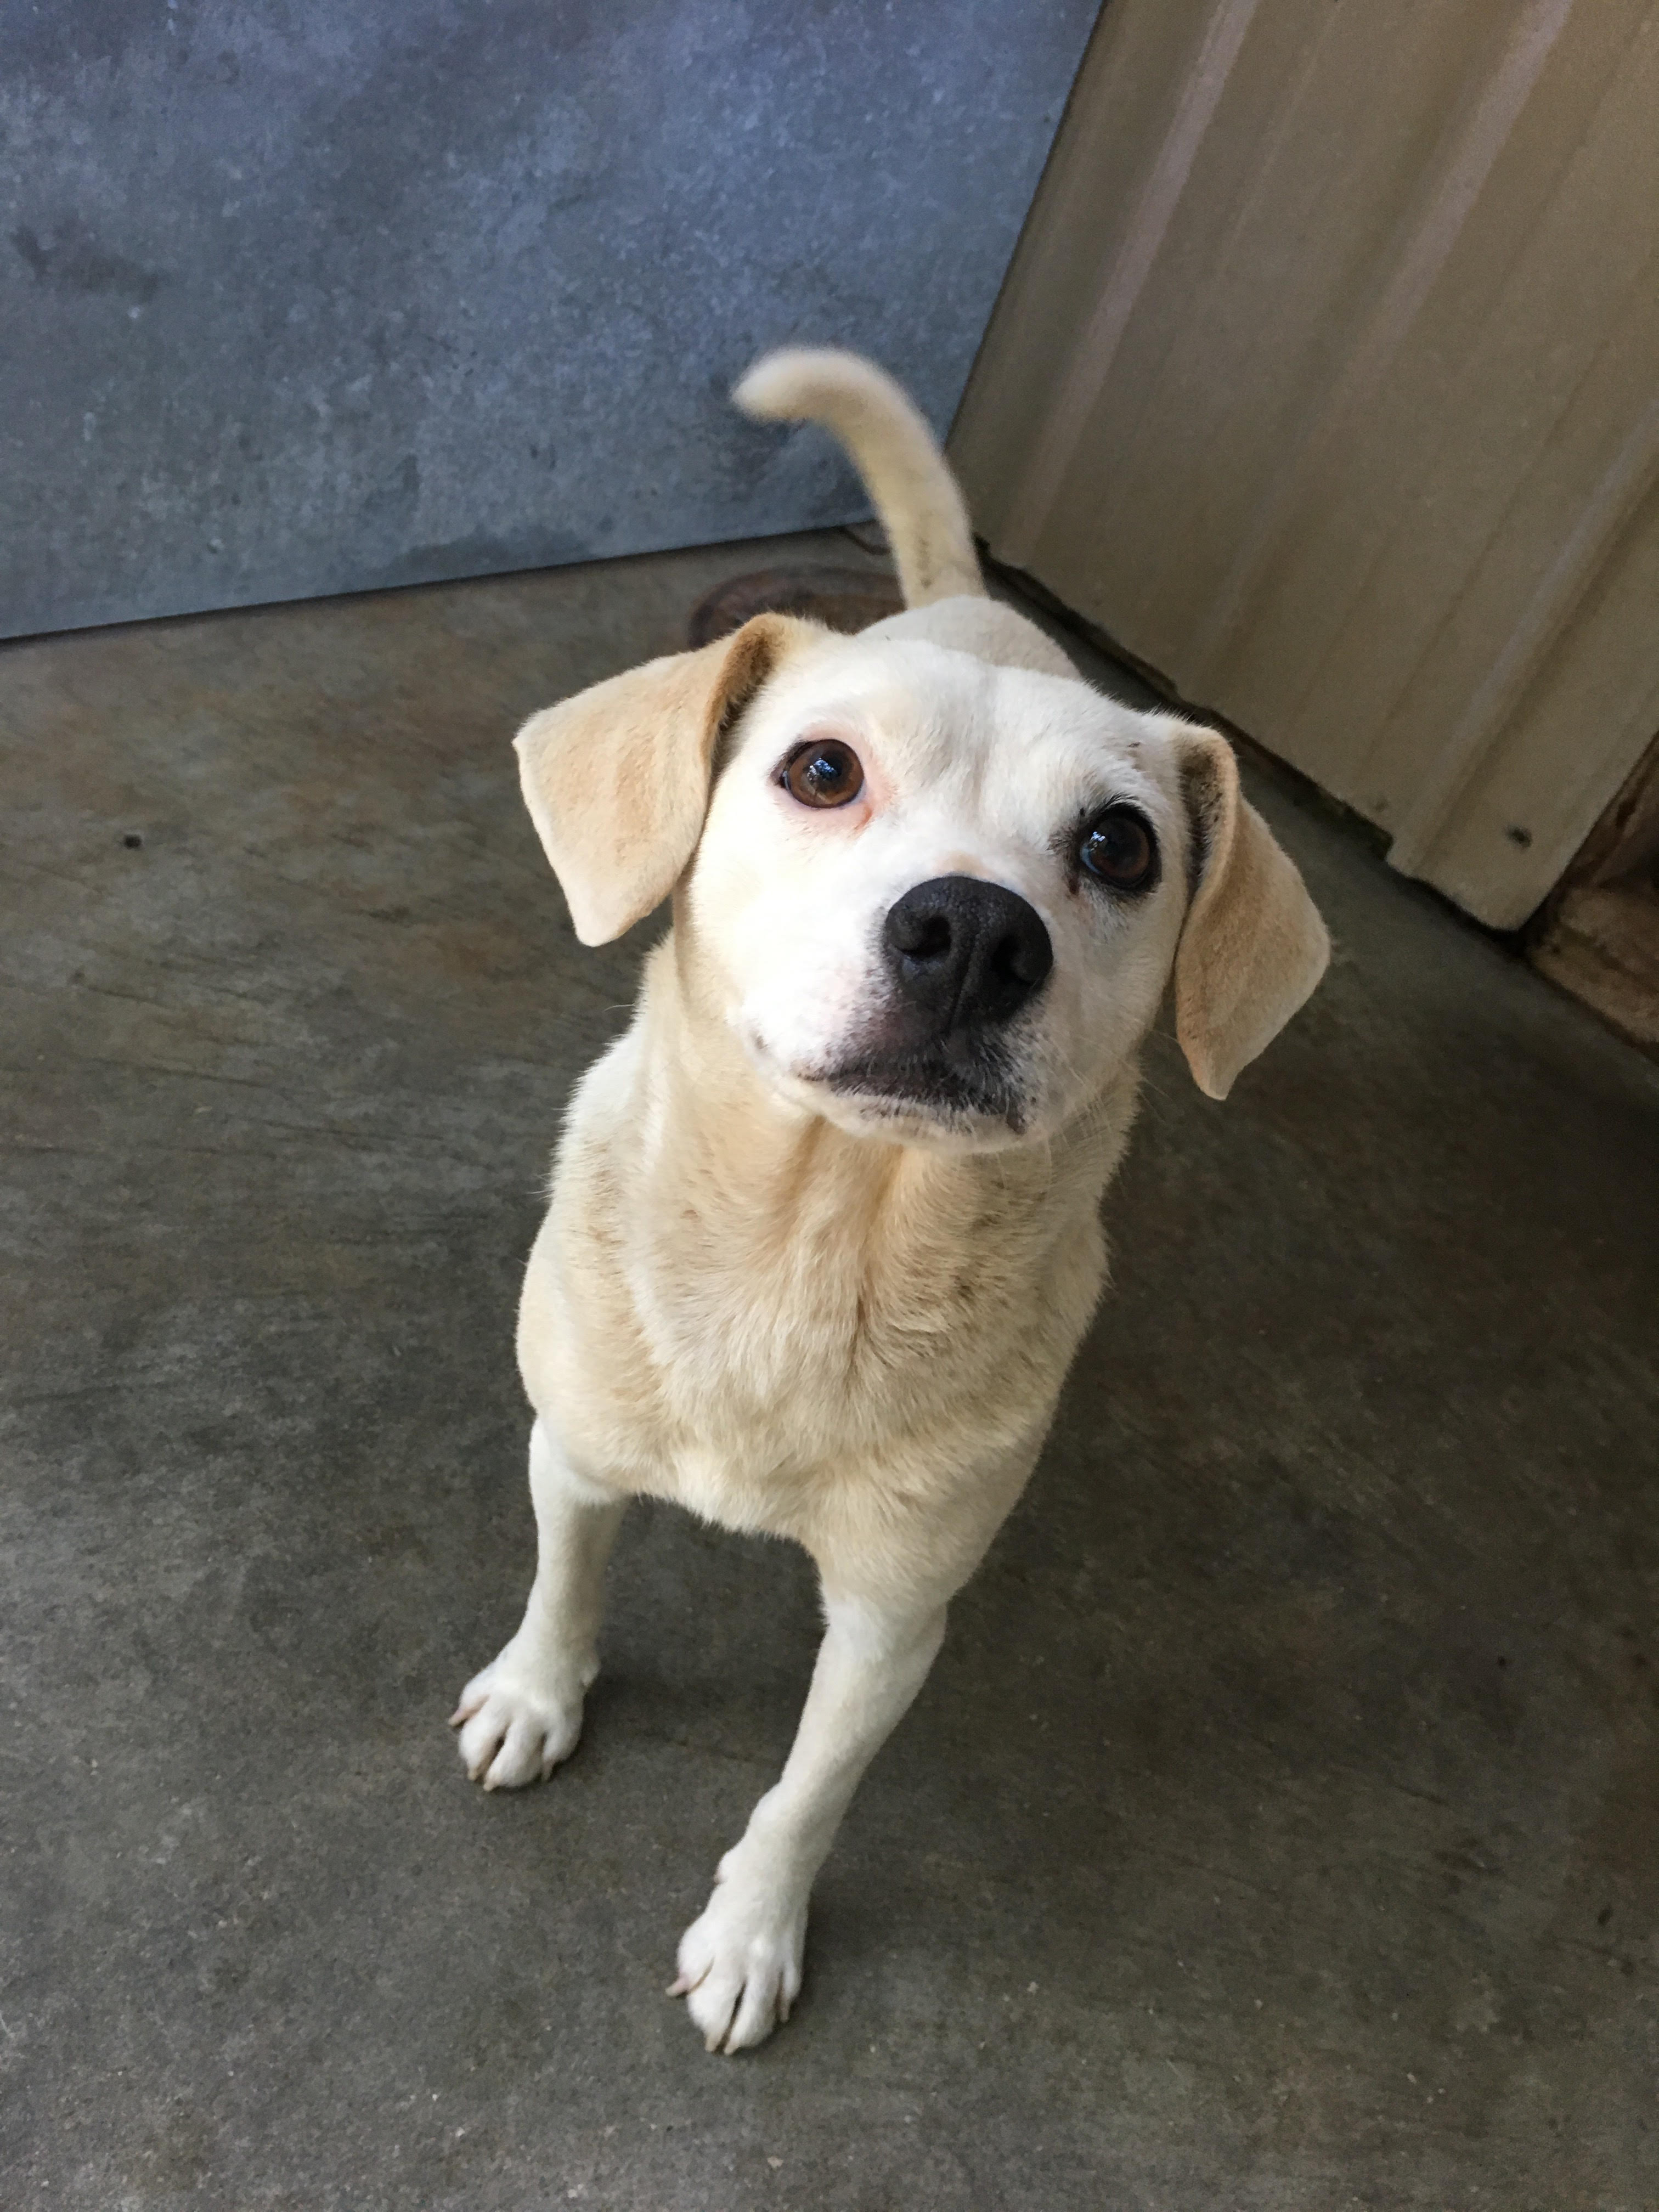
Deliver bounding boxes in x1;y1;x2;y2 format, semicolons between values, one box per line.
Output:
515;614;1329;1148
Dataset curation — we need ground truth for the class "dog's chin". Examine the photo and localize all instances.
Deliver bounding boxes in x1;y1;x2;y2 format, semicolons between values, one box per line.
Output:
765;1047;1040;1153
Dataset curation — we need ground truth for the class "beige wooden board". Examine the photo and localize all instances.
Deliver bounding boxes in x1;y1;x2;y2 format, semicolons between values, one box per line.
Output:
955;0;1659;927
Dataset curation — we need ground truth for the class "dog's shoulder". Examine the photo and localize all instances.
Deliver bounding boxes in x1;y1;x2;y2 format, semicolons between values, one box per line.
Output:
860;595;1078;681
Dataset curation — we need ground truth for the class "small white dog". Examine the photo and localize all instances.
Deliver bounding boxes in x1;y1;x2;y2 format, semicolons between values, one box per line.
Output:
452;350;1329;2052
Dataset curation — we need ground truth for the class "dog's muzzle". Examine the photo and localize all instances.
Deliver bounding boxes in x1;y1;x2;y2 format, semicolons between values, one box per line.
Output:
814;876;1051;1132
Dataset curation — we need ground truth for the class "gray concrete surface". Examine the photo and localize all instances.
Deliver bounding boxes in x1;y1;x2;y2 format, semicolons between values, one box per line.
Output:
2;535;1656;2210
0;0;1098;640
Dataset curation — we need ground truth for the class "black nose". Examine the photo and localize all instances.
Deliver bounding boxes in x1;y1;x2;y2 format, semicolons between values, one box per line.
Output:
882;874;1053;1031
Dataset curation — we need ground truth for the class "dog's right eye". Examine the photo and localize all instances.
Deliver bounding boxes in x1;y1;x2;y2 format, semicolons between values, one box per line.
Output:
780;737;865;809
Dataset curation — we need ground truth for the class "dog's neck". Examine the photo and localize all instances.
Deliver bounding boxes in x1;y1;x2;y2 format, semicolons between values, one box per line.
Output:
549;931;1140;1458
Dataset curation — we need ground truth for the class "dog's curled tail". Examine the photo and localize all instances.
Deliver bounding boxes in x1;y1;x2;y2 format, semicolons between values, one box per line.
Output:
733;347;984;610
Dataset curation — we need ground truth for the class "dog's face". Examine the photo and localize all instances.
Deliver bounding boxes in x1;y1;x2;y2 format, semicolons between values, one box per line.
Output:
515;613;1329;1136
685;636;1194;1148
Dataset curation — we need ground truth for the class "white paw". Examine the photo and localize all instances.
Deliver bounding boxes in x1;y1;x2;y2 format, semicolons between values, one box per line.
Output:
669;1848;808;2053
448;1640;594;1790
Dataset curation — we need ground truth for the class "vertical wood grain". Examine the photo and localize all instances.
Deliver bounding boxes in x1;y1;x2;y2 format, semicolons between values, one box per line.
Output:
954;0;1659;927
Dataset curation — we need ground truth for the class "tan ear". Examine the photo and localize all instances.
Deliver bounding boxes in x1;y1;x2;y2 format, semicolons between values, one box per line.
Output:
1172;728;1330;1099
513;613;817;945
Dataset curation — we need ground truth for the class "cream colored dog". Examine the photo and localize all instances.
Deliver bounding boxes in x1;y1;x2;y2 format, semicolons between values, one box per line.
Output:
451;349;1329;2053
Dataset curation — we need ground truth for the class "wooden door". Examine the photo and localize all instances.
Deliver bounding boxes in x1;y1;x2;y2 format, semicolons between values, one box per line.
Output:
952;0;1659;928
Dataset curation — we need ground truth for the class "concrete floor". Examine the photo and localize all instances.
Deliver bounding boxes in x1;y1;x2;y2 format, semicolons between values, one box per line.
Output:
2;531;1655;2212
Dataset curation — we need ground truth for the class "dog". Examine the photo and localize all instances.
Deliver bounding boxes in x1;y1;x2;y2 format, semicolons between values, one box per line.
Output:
450;349;1330;2052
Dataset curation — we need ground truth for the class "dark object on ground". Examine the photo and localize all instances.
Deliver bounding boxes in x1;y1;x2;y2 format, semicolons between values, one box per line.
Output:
687;563;904;646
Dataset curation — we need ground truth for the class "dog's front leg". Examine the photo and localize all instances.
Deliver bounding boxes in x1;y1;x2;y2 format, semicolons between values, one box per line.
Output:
671;1585;948;2053
450;1416;627;1788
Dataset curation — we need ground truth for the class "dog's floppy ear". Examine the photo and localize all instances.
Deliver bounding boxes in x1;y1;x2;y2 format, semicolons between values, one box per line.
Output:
1171;727;1330;1099
514;613;817;945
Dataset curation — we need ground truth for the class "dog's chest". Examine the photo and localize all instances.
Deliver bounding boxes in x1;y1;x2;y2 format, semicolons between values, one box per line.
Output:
618;1194;1092;1542
523;1031;1125;1544
646;1198;982;1420
591;1154;1095;1499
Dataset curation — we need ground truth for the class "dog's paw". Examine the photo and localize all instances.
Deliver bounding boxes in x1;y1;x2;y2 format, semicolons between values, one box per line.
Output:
448;1641;594;1790
668;1849;808;2053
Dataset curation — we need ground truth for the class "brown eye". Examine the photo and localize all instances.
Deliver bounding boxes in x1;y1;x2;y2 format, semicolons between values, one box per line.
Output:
1078;805;1158;892
781;737;864;809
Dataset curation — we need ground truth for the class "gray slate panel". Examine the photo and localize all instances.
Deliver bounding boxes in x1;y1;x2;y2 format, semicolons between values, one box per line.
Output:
0;0;1098;637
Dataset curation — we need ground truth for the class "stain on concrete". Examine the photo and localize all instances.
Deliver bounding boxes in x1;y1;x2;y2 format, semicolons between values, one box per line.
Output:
11;217;163;305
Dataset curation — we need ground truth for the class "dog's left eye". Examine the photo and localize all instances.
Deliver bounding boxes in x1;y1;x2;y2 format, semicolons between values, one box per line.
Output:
1077;805;1158;893
780;737;865;809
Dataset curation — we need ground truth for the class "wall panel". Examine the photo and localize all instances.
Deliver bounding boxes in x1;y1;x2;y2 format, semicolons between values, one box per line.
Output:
954;0;1659;927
